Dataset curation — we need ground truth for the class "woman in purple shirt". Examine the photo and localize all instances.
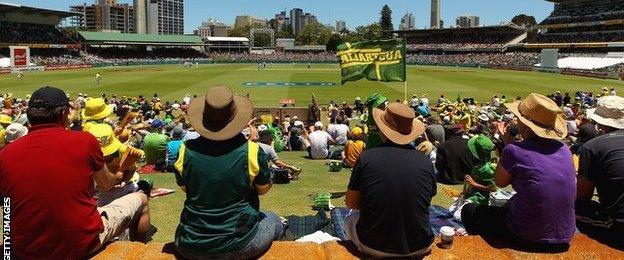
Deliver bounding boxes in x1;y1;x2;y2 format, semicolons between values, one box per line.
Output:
462;93;576;252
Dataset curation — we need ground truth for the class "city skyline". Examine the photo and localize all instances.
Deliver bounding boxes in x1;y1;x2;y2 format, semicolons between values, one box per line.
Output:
11;0;554;33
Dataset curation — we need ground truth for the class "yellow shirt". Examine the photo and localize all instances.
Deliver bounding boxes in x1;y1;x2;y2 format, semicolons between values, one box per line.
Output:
343;140;365;168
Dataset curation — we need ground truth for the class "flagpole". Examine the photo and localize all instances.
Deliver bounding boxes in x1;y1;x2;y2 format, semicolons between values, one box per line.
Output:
404;81;408;103
402;38;407;103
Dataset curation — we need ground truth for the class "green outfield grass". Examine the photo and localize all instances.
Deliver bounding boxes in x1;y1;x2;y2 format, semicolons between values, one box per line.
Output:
1;64;621;243
2;64;623;106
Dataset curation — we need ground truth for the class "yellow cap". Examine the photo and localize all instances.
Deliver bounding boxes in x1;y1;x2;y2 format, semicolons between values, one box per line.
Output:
351;127;363;137
0;115;12;125
87;123;122;156
81;98;113;121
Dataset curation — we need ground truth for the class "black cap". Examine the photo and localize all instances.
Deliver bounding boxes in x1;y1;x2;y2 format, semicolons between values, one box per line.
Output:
29;86;70;109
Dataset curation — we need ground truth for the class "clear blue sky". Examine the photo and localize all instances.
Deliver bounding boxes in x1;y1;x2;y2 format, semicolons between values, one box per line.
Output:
11;0;554;33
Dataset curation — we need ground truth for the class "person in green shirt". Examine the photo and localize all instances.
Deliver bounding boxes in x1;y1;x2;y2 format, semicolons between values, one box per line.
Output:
364;93;388;149
174;86;283;259
142;119;169;171
449;135;496;221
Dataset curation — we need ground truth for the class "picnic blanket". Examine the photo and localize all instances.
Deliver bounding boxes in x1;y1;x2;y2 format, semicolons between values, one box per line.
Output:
286;210;335;239
331;206;464;241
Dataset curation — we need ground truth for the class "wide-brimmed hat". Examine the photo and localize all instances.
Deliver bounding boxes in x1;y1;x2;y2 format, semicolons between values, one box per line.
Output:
86;123;122;156
505;93;567;140
5;123;28;143
187;85;252;141
372;102;425;145
586;95;624;130
82;98;113;121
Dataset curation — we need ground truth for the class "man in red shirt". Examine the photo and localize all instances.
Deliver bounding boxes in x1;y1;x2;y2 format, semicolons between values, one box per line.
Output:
0;86;150;258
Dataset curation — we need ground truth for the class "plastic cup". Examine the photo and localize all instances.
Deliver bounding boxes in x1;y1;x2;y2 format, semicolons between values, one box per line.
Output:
440;226;455;249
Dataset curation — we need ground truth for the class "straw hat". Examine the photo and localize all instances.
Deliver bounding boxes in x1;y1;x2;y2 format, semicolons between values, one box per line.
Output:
372;102;425;145
505;93;567;140
187;86;252;141
586;95;624;130
87;123;122;156
82;98;113;121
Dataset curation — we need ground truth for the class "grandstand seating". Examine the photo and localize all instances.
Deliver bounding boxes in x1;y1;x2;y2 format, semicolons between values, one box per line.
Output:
0;21;75;44
400;26;527;51
540;0;624;25
533;0;624;43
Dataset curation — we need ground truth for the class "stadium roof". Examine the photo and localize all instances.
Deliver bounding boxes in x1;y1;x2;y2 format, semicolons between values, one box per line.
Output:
205;37;249;42
79;31;204;46
394;24;526;34
0;2;79;18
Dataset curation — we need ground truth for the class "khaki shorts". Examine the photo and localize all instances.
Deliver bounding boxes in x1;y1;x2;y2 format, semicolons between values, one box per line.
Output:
91;193;144;253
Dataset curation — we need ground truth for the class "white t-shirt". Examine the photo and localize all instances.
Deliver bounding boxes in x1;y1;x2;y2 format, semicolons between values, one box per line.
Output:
410;98;419;107
308;130;333;159
566;120;577;135
327;124;349;145
492;98;501;107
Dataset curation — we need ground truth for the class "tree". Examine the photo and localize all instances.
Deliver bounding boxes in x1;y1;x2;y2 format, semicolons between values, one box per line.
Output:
354;23;383;41
380;4;394;38
268;19;279;31
275;26;294;39
296;23;332;45
228;25;251;37
253;33;272;47
326;33;344;51
511;14;537;29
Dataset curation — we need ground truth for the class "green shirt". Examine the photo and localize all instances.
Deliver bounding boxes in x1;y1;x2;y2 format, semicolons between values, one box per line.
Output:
466;162;496;204
174;135;271;255
142;132;169;164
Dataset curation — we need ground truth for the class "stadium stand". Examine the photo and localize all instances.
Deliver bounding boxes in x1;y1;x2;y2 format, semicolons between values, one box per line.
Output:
531;0;624;44
0;4;77;46
397;25;528;52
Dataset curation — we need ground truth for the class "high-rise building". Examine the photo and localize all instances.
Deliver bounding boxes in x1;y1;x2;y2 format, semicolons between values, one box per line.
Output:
134;0;146;33
140;0;184;35
274;11;289;31
194;19;231;38
456;14;479;28
70;0;134;33
399;12;416;30
288;8;318;35
302;13;317;29
336;20;346;33
290;8;303;35
234;15;267;29
430;0;441;28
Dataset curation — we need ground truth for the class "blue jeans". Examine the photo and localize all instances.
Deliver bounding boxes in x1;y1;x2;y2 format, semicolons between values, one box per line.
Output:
177;212;284;259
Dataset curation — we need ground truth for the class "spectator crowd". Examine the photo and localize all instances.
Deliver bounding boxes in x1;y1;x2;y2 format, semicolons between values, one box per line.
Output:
0;80;623;258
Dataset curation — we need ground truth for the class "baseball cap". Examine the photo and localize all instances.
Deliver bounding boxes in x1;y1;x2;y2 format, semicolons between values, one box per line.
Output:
314;121;324;128
150;119;165;129
29;86;70;109
294;120;304;127
258;124;268;131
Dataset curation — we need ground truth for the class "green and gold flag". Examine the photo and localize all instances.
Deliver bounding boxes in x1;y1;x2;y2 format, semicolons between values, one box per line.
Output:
337;38;406;84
